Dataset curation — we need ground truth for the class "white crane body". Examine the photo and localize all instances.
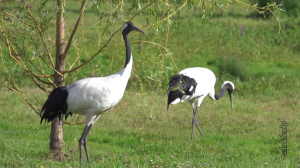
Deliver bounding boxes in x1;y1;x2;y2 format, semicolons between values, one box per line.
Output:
66;57;132;125
169;67;217;103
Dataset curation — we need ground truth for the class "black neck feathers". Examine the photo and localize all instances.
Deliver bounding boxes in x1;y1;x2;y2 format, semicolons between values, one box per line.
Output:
123;33;131;68
215;83;234;100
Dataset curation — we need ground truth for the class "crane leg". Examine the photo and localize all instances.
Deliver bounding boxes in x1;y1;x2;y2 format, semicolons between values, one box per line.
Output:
191;106;204;141
83;124;93;163
79;124;93;167
79;125;88;167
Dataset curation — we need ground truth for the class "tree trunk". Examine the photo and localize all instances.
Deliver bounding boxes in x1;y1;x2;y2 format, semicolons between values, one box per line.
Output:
50;0;65;160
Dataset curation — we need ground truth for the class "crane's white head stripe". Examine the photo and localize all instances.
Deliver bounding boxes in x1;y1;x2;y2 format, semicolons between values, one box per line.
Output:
122;23;128;32
222;81;235;90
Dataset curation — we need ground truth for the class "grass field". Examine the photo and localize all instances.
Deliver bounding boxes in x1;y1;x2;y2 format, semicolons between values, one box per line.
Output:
1;0;300;167
1;87;300;167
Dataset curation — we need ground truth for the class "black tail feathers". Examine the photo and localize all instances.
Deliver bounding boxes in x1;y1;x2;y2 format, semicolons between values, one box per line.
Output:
167;75;197;106
40;86;72;123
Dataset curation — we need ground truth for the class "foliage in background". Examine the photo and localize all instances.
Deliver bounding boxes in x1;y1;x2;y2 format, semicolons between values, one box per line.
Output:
0;0;284;116
255;0;300;17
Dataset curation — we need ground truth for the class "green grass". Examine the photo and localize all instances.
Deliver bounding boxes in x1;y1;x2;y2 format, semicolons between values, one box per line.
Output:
0;87;300;167
1;0;300;167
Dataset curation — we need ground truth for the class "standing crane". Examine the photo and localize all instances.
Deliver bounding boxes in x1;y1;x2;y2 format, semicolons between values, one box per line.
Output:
167;67;235;140
40;22;145;164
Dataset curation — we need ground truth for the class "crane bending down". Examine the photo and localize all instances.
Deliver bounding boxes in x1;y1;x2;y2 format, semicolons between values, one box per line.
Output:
40;22;145;164
167;67;235;140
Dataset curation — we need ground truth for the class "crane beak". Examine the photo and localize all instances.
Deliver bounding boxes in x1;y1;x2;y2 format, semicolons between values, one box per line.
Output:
133;26;146;34
230;93;233;109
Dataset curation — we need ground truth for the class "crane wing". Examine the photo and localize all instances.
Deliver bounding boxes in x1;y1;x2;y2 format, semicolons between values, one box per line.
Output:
168;75;197;95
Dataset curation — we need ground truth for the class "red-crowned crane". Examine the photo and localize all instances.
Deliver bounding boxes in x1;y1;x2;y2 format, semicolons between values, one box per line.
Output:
40;22;145;164
167;67;235;140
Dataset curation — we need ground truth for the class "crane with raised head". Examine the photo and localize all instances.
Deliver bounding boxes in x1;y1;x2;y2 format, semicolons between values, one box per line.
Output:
40;21;145;165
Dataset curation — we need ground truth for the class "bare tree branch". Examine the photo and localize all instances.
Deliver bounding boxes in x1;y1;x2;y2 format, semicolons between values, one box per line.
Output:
0;67;41;116
22;1;56;69
64;1;156;73
63;0;88;59
0;26;50;94
1;10;35;28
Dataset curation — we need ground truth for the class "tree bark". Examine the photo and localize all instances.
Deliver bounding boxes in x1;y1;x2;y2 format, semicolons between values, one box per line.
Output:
50;0;65;160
